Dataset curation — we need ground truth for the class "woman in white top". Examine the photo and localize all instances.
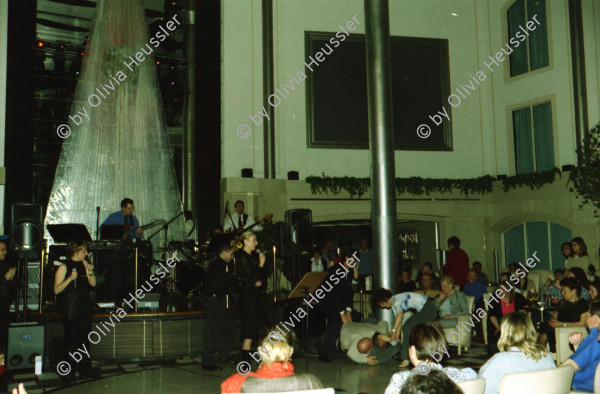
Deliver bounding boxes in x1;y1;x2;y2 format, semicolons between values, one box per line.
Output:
479;311;555;394
384;323;469;394
567;237;591;273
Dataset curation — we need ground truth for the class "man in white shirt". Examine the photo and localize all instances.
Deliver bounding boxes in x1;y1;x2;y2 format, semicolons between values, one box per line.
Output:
223;200;263;233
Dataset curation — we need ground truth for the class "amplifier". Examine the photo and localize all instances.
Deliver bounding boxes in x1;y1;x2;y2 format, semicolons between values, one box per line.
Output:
137;293;160;312
7;322;44;371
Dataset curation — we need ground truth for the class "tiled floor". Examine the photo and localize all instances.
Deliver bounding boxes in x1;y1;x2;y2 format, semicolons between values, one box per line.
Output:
8;343;490;393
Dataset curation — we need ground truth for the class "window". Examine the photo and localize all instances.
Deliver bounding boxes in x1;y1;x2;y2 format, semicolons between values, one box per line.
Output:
507;0;549;76
512;101;554;174
504;221;571;271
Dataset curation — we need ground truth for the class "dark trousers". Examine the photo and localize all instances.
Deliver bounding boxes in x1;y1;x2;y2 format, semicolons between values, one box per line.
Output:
401;301;438;360
202;297;234;365
109;259;135;305
319;284;354;356
63;318;92;372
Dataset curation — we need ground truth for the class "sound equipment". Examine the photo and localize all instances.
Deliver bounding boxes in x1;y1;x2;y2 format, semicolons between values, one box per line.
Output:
137;293;160;312
275;222;295;258
7;322;45;370
287;171;299;180
11;203;43;253
284;209;313;250
241;168;253;178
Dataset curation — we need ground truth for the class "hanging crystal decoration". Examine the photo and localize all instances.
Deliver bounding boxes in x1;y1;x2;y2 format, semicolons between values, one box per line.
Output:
44;0;186;245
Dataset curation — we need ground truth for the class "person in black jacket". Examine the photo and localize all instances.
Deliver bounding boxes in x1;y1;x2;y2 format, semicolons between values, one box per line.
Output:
202;238;237;372
54;240;100;380
0;240;16;346
235;231;266;360
486;280;527;355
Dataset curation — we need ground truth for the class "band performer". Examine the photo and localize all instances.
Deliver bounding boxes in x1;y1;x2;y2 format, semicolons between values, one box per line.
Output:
100;198;141;304
224;201;263;233
54;240;101;380
101;198;143;240
202;238;237;371
235;232;266;361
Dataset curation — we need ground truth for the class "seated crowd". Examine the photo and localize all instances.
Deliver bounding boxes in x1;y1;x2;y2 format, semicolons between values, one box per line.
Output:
219;235;600;393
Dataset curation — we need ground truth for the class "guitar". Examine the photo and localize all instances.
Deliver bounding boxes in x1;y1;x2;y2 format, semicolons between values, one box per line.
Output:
230;214;273;234
122;219;166;241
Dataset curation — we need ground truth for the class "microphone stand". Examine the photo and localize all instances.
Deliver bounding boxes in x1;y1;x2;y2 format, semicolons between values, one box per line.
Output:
224;201;237;233
148;211;185;260
96;206;101;241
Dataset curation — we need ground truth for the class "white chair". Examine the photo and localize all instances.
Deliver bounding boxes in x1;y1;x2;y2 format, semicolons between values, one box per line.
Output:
442;295;474;355
457;377;486;394
498;365;575;394
555;326;589;365
570;361;600;393
528;272;541;293
482;293;490;345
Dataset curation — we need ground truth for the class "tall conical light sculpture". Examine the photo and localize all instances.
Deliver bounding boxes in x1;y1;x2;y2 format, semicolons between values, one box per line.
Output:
44;0;186;245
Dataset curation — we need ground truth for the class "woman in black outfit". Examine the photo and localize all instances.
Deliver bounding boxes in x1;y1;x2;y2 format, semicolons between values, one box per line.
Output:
486;280;527;355
235;232;266;359
536;277;588;352
54;240;101;380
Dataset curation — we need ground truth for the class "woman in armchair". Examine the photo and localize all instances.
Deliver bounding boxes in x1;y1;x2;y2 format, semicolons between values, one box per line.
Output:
435;276;469;329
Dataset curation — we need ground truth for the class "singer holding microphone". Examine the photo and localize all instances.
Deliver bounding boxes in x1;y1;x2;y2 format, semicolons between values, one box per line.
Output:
235;231;267;361
54;240;101;381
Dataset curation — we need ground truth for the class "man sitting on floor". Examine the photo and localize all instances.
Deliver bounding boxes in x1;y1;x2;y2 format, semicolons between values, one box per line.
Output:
561;300;600;393
340;318;400;365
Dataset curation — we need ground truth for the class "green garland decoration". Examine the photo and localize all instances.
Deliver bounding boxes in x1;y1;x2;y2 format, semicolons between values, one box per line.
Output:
568;122;600;213
306;169;562;199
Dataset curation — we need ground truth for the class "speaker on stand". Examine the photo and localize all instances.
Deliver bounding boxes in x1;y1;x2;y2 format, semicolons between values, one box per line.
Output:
11;203;43;322
284;209;313;285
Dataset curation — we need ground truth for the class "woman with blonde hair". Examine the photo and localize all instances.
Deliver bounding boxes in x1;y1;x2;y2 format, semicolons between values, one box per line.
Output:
479;312;555;394
221;327;323;393
235;231;267;360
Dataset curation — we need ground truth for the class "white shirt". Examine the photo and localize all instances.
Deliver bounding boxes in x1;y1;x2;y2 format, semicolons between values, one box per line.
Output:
223;212;262;232
310;257;324;272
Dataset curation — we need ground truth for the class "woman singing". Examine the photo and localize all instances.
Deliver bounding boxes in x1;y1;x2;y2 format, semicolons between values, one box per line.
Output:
235;232;266;361
54;240;101;380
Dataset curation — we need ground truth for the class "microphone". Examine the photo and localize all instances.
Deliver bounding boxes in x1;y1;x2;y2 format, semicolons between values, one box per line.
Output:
72;268;77;288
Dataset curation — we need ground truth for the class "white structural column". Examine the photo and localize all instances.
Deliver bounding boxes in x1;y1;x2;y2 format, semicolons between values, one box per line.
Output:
0;0;8;234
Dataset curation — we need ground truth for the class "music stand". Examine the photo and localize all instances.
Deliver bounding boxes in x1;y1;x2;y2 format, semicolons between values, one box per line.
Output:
47;224;93;243
288;272;328;370
100;225;123;240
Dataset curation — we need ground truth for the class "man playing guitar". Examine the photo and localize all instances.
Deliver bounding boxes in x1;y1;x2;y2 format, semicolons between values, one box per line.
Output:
101;198;143;241
223;200;265;233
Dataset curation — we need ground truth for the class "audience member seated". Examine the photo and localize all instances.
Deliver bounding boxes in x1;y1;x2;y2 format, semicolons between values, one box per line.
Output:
221;327;324;393
588;264;599;282
540;269;565;301
463;269;487;303
435;276;469;329
399;369;464;394
398;268;416;293
589;278;600;301
415;262;441;289
309;247;326;272
486;280;527;355
560;300;600;393
473;261;488;285
415;273;441;300
357;239;373;290
507;263;535;294
537;277;589;353
567;237;591;273
479;312;555;394
384;323;468;394
340;318;400;365
568;267;591;300
371;289;438;368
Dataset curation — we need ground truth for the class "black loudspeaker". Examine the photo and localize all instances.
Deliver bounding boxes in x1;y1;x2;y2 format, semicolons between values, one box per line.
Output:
11;203;43;252
7;323;44;370
287;171;299;180
284;209;313;250
241;168;254;178
275;222;295;258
